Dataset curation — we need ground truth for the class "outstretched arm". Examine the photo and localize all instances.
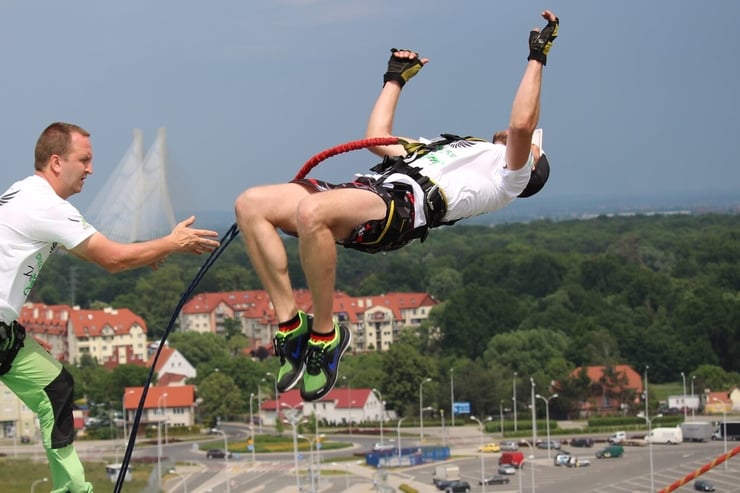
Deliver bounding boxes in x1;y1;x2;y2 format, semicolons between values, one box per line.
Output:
506;10;559;171
365;49;428;158
70;215;220;273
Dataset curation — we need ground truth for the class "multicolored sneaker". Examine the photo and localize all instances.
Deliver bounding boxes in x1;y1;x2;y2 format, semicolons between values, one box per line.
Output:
273;311;311;392
300;323;351;401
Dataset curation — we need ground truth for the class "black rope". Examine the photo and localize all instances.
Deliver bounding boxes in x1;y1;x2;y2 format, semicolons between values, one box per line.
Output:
113;223;240;493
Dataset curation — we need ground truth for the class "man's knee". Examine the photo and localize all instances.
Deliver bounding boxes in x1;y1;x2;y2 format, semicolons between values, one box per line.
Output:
45;367;76;448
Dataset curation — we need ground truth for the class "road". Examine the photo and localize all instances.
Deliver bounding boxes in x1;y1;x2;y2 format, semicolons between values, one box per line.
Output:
2;425;738;492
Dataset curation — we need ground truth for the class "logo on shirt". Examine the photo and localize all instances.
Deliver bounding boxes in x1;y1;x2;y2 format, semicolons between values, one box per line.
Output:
68;215;93;230
0;190;19;206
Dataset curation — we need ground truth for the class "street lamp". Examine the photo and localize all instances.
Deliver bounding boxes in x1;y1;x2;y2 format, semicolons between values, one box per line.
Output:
30;477;47;493
513;372;518;432
342;375;352;436
450;368;455;428
372;388;385;448
212;428;231;493
680;372;687;421
158;392;169;445
530;378;537;445
397;416;408;457
156;392;168;492
519;440;536;493
644;412;662;493
249;393;257;465
419;377;432;444
265;372;279;424
691;376;696;420
712;397;728;470
282;402;304;492
471;416;490;493
535;393;558;460
298;434;324;493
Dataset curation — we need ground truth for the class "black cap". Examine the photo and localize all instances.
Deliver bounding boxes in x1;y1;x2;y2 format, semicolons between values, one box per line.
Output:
518;153;550;198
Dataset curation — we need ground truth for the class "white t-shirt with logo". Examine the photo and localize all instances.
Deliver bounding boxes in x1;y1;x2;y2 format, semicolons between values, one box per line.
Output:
371;140;532;228
0;175;96;323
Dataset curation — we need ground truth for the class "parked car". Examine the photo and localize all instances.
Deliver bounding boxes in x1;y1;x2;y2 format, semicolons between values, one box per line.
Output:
595;445;624;459
569;437;594;448
499;440;519;451
565;457;591;467
443;480;471;493
694;479;715;492
478;442;501;453
499;451;526;468
536;439;561;450
609;431;627;444
498;464;517;475
480;475;510;485
206;448;232;459
553;452;573;466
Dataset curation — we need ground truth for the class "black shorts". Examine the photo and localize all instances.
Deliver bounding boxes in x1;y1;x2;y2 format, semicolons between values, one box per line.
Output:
293;177;423;254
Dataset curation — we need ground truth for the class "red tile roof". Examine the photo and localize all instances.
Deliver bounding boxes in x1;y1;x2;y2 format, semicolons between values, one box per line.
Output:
67;307;147;338
123;385;195;410
261;388;372;410
572;365;643;393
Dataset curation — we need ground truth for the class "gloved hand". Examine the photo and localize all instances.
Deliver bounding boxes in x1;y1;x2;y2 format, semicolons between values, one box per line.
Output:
383;48;424;88
527;13;559;65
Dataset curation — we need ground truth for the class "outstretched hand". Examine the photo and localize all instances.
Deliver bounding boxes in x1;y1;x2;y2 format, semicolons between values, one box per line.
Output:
383;48;429;88
527;10;559;66
169;216;220;255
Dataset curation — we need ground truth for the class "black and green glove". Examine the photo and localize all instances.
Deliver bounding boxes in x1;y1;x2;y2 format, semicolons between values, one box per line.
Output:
527;16;559;65
383;48;424;88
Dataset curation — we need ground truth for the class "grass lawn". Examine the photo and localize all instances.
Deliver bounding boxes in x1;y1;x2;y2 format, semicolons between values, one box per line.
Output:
0;457;151;493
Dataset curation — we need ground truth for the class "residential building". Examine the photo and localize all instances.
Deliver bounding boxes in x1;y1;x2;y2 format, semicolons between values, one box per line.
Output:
0;381;37;440
123;385;196;433
148;345;196;383
179;289;439;352
19;303;148;365
259;388;388;427
570;364;643;417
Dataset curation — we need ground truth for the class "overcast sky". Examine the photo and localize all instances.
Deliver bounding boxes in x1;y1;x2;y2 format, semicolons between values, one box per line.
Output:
2;0;738;220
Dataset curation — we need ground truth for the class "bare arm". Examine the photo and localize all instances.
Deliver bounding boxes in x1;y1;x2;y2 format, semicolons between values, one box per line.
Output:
69;215;220;273
506;10;558;171
365;49;428;158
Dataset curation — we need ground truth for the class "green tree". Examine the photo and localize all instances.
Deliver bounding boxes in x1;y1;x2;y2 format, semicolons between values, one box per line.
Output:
168;332;229;367
197;371;244;424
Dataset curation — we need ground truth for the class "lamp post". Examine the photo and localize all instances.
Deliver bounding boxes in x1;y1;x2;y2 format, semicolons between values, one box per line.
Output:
282;403;304;492
265;372;279;424
691;376;696;420
156;392;168;493
419;377;432;444
249;393;257;465
530;378;537;445
513;372;518;432
535;393;558;460
520;439;536;493
298;434;323;493
712;397;728;470
499;400;504;435
396;416;408;457
450;368;455;428
342;375;352;436
158;392;169;445
372;388;385;448
30;477;48;493
644;413;662;493
213;428;231;493
680;371;687;421
471;416;487;493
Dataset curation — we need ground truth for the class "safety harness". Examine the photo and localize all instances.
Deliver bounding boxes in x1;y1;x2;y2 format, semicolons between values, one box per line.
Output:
0;321;25;375
345;134;485;254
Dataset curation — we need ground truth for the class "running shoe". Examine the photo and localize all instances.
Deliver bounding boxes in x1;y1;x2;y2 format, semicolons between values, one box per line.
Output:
273;311;311;392
300;323;351;401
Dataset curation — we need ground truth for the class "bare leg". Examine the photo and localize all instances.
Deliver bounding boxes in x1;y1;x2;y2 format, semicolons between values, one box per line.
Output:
295;188;387;334
235;183;309;322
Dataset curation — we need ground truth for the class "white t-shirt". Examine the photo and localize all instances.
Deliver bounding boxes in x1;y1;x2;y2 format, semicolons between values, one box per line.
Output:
0;175;96;323
369;139;533;228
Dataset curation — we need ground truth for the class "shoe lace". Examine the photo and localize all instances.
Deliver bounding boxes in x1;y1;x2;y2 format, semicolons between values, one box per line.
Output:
305;343;327;375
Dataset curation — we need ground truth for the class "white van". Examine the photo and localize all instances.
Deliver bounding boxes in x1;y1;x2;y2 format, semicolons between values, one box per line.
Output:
645;426;683;444
608;431;627;444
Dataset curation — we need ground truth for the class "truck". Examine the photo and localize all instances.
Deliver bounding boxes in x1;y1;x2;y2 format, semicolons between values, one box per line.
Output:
713;421;740;441
433;465;460;487
645;426;683;444
680;421;714;442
